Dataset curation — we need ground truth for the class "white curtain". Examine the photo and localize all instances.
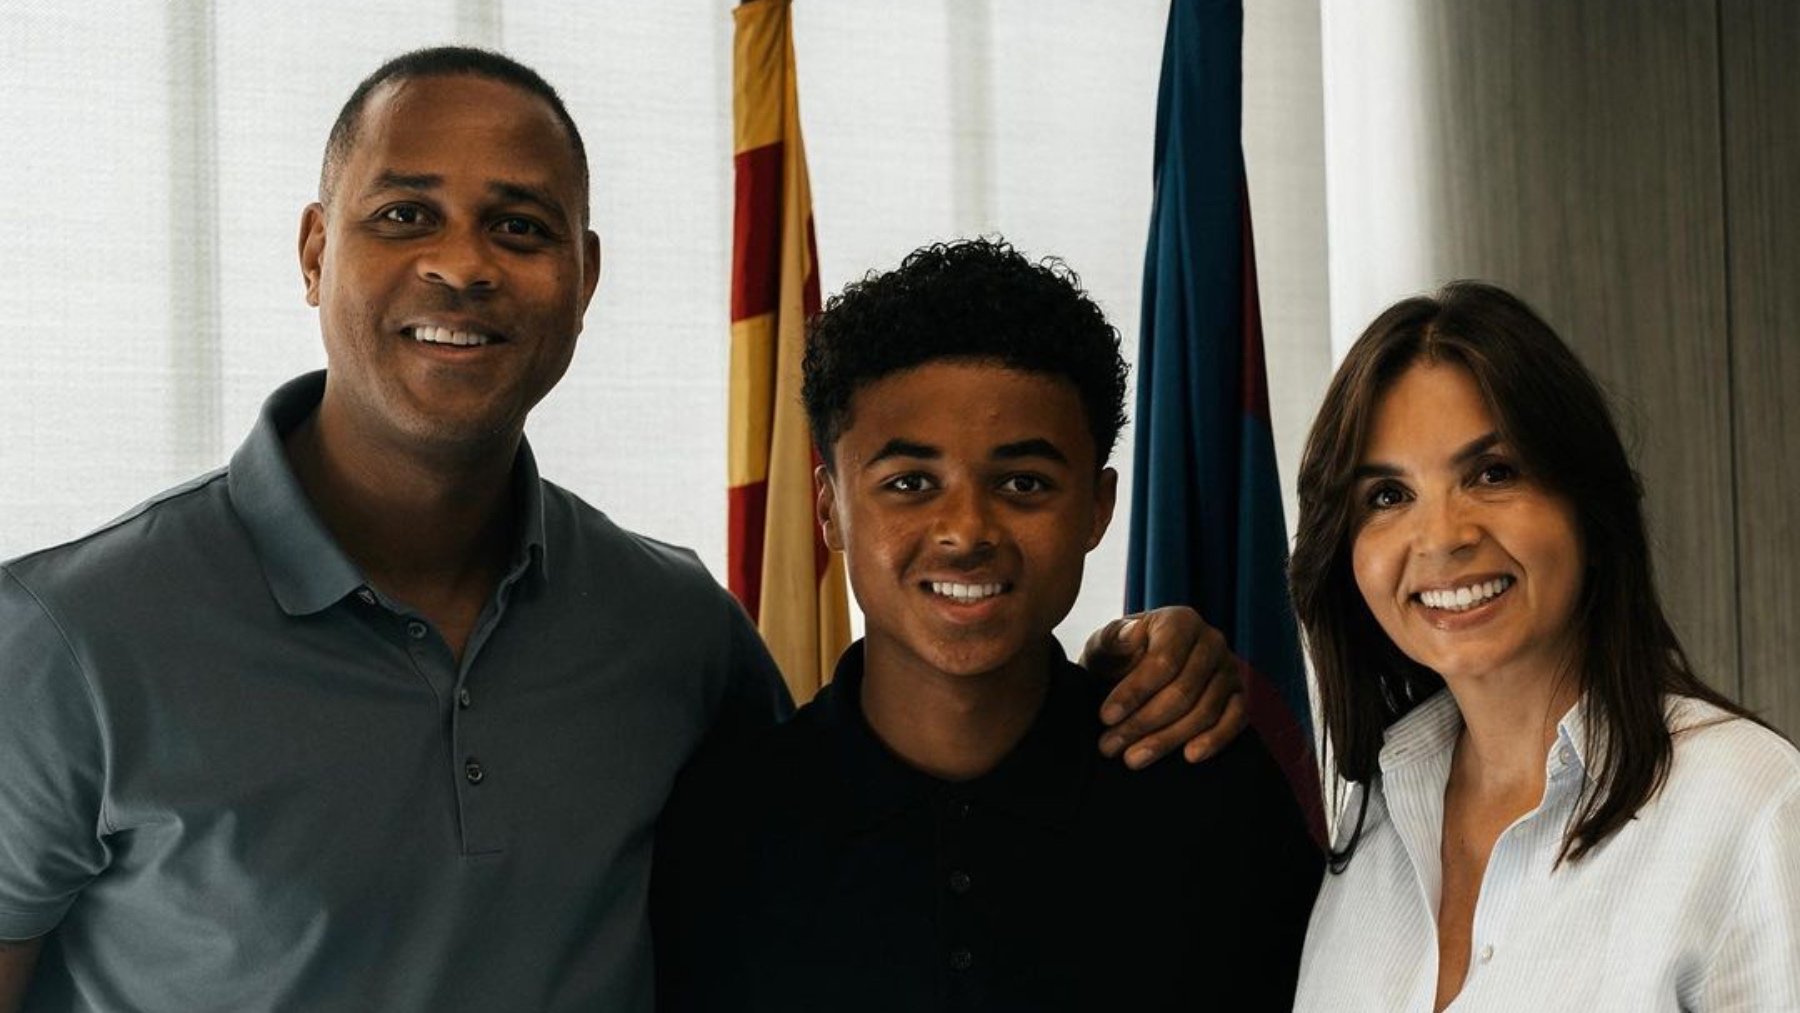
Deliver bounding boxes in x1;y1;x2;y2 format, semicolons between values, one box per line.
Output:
1;0;1325;649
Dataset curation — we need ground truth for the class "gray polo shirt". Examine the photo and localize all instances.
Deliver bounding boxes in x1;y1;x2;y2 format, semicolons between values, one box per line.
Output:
0;372;791;1012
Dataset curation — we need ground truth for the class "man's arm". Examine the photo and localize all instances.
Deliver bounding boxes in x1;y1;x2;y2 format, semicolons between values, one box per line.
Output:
1081;606;1248;768
0;936;43;1013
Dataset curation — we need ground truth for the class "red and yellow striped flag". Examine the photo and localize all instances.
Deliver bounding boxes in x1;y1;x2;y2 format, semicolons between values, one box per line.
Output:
729;0;849;701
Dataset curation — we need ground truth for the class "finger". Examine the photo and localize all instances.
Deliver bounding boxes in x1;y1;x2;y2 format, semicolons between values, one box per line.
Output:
1098;615;1223;737
1081;615;1145;684
1181;689;1248;763
1095;608;1208;727
1116;659;1236;768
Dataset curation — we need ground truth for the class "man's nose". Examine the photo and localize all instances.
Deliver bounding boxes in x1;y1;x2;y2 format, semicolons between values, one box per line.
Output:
418;225;500;294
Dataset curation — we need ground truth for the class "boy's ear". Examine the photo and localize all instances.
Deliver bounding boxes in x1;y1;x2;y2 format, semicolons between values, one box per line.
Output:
815;465;844;552
1087;466;1119;551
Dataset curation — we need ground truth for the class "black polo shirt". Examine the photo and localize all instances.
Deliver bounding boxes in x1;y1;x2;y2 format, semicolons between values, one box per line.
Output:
653;640;1322;1012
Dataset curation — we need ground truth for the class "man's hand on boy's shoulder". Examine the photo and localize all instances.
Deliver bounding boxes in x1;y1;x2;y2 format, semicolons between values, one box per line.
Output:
1081;607;1247;770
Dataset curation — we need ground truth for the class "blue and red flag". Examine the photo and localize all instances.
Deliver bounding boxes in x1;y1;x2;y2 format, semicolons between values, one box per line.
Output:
1125;0;1326;846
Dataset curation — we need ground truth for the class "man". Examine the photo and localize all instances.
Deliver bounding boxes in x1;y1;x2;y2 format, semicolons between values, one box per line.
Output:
653;239;1321;1011
0;49;1241;1012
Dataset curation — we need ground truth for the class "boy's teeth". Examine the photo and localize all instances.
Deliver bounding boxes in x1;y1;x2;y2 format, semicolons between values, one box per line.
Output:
411;325;492;347
1419;576;1514;612
931;581;1004;602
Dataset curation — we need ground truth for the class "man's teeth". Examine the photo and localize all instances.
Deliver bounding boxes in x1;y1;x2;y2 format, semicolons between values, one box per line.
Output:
1418;577;1513;611
411;325;492;347
931;581;1005;602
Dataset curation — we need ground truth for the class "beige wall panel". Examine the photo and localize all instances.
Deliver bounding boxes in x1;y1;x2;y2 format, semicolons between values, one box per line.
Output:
1410;2;1739;691
1723;0;1800;737
1245;0;1332;537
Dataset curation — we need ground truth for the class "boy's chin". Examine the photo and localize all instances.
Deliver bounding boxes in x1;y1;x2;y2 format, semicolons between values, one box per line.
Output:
909;630;1059;681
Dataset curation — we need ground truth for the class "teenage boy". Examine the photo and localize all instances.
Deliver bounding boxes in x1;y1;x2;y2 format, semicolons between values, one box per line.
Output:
653;238;1322;1012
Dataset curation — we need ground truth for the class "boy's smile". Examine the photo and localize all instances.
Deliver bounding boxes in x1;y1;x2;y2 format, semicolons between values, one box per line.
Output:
817;361;1117;686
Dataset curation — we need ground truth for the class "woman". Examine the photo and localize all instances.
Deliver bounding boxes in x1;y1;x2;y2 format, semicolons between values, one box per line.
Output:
1289;281;1798;1011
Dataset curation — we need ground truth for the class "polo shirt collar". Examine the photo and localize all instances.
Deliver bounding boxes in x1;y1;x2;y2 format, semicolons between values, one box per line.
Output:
227;371;550;616
821;639;1092;833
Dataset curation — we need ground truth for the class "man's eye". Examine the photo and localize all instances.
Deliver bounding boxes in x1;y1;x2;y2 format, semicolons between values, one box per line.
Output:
495;216;549;238
377;204;428;225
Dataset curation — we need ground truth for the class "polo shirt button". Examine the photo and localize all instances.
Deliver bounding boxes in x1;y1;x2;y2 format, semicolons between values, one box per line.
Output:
356;588;376;605
1479;943;1494;964
948;870;972;894
407;621;428;640
948;947;973;972
464;758;485;784
953;800;973;819
458;688;472;709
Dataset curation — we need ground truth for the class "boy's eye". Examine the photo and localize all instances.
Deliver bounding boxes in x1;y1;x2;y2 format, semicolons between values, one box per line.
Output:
999;474;1050;495
883;473;935;494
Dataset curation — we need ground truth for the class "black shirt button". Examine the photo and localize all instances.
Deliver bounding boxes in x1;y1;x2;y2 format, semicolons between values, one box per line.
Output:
948;870;972;894
356;588;376;605
948;947;974;972
458;688;472;709
407;621;428;640
953;800;973;819
464;758;485;784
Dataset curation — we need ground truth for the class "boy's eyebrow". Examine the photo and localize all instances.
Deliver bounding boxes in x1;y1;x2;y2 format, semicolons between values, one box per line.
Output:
864;439;940;468
1353;431;1503;481
991;438;1069;465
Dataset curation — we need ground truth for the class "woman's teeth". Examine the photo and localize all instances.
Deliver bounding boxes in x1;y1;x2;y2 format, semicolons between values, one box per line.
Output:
1418;576;1514;612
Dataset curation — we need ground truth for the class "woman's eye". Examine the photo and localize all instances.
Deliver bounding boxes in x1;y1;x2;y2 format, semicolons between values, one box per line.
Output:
1476;461;1519;485
1365;483;1407;510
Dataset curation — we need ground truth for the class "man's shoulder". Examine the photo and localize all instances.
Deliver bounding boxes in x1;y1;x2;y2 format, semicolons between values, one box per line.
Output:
537;478;721;593
3;467;235;600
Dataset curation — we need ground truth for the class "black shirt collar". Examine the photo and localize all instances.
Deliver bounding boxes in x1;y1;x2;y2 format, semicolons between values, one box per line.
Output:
816;639;1098;834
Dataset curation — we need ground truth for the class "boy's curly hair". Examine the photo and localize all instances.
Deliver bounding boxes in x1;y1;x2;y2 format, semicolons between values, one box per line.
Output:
802;237;1128;470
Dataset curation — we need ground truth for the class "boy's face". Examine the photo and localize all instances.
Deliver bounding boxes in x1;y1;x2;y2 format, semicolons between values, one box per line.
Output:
817;360;1117;681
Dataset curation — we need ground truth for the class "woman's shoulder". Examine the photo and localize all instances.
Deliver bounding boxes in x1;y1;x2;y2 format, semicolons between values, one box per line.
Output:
1660;695;1800;818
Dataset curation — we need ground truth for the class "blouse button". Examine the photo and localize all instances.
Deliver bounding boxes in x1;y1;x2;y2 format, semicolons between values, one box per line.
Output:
1479;943;1495;964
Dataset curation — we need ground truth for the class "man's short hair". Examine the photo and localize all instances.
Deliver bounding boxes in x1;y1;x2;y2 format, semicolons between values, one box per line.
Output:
802;237;1129;471
318;46;590;223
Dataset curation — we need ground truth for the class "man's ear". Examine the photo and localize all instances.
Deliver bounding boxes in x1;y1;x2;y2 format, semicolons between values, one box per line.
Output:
815;464;844;552
580;229;602;311
299;203;326;307
1087;466;1119;551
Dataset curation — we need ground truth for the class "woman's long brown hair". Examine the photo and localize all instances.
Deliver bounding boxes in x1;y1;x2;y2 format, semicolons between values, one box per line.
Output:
1291;281;1765;871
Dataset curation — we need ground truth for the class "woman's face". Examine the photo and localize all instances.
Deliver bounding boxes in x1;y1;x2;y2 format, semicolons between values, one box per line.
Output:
1350;359;1585;687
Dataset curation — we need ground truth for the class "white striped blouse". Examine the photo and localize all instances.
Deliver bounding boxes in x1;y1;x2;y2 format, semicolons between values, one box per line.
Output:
1293;690;1800;1012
